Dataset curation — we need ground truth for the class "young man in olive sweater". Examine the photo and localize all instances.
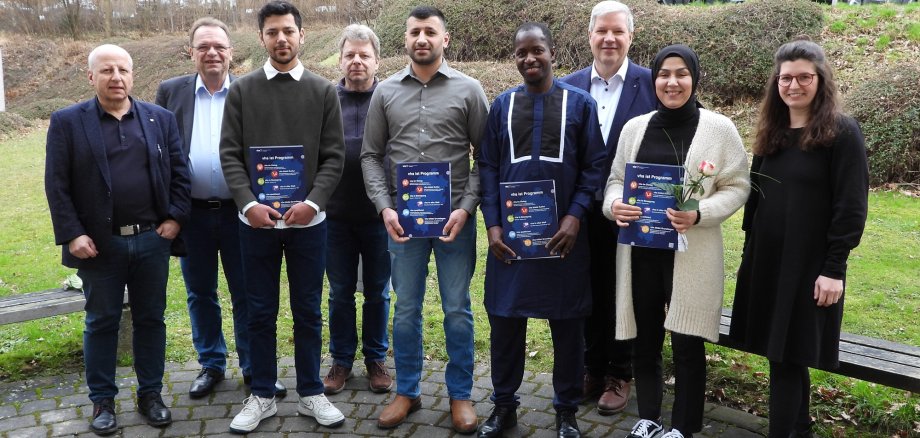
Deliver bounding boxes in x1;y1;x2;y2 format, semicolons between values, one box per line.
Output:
219;1;345;433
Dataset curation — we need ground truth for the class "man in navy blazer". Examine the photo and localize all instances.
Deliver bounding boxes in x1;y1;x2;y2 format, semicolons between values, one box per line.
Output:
155;17;287;400
45;44;190;435
560;0;656;416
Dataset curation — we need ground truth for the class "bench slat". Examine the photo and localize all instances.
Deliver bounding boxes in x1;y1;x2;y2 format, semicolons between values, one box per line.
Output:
0;289;129;325
716;307;920;393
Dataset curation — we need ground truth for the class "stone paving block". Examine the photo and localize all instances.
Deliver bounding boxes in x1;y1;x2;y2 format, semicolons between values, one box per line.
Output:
427;371;446;384
120;424;153;438
406;407;447;426
2;389;36;404
172;393;215;408
472;375;494;390
352;402;380;419
279;357;296;367
717;426;765;437
706;405;767;433
160;419;202;437
470;386;491;403
354;418;385;436
287;433;327;438
203;417;234;435
189;404;230;420
529;427;559;438
519;410;556;429
323;418;360;434
412;424;447;437
0;404;18;419
209;389;246;406
38;384;77;398
350;390;390;405
114;367;134;378
39;407;80;424
9;426;48;438
0;415;37;431
428;396;450;412
518;394;553;412
532;383;555;399
531;372;553;385
419;381;441;397
49;418;88;436
166;370;200;384
17;398;57;416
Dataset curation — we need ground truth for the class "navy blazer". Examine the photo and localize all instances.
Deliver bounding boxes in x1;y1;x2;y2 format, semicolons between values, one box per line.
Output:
44;98;191;269
560;61;657;189
155;73;236;152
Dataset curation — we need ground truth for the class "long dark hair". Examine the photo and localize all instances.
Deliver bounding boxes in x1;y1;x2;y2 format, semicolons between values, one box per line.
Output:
754;38;840;155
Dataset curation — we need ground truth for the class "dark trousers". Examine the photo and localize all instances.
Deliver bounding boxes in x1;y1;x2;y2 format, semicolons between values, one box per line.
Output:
239;221;327;398
488;314;584;412
584;204;632;380
631;248;705;435
79;230;170;402
179;202;250;376
768;361;812;438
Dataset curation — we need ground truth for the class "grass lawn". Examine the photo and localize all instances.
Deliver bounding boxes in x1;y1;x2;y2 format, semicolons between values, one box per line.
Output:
2;108;918;436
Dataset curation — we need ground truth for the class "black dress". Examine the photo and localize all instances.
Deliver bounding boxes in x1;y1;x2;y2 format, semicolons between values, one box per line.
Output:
729;115;869;369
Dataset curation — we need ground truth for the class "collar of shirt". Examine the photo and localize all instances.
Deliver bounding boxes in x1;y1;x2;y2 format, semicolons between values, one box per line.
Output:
94;96;136;119
590;57;629;85
195;74;231;97
263;60;305;81
394;58;456;83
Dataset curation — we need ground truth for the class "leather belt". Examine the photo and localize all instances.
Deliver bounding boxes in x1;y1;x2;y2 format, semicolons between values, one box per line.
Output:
115;223;156;236
191;198;233;210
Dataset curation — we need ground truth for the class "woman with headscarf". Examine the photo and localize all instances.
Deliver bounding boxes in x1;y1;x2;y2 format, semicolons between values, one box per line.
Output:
729;39;869;438
602;45;750;438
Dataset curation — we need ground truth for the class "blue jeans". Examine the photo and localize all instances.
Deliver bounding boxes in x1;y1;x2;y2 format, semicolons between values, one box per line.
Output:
78;230;171;402
326;219;391;368
179;202;250;375
388;217;476;399
239;221;326;398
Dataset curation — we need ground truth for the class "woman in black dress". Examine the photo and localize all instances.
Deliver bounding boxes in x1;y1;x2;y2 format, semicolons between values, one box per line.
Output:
729;38;869;438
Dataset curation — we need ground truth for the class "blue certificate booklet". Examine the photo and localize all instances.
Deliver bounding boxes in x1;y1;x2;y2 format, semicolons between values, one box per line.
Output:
617;162;687;251
396;162;451;238
248;145;306;215
499;180;559;260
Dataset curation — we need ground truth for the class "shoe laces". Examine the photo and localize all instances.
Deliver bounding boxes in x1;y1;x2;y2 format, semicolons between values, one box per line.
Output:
305;394;332;410
632;419;660;437
367;361;387;376
327;364;350;379
604;376;623;393
240;395;271;415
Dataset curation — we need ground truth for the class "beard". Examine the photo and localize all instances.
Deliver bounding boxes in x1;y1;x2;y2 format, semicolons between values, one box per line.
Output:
407;46;441;66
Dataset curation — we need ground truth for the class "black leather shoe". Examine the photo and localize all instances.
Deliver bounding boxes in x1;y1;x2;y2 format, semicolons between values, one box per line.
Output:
137;392;172;427
89;398;117;436
556;410;581;438
478;405;517;437
242;375;287;398
189;368;224;398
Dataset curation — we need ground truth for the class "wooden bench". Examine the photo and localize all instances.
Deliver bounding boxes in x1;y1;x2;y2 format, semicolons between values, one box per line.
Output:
717;307;920;393
0;287;133;353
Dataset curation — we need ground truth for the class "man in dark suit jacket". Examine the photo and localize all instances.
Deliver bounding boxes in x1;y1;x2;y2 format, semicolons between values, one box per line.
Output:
45;44;190;436
155;17;287;400
560;0;656;416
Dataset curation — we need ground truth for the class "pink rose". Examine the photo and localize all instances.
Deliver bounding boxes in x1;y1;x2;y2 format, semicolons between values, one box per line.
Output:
698;160;716;176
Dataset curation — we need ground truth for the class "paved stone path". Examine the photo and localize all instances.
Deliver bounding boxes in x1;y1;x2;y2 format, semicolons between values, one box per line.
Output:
0;358;768;437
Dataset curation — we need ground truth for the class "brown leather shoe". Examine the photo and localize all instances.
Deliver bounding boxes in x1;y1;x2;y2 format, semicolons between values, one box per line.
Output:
365;360;393;393
449;399;478;434
377;395;421;429
323;363;352;395
582;373;604;402
597;377;631;415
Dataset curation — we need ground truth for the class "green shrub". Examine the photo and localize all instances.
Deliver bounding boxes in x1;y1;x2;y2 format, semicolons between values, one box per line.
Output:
908;21;920;41
0;112;34;139
829;20;847;33
11;98;74;120
844;63;920;185
875;33;892;50
374;0;822;103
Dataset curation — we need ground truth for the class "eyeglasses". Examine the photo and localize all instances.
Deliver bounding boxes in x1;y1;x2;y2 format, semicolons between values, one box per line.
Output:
194;45;231;54
777;73;816;87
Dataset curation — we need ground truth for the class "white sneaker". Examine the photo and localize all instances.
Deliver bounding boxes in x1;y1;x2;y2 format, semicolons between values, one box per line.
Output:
661;429;686;438
628;418;664;438
229;395;277;433
298;393;345;427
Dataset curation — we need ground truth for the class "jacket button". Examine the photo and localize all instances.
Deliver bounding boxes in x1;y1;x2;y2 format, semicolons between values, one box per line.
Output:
106;217;112;223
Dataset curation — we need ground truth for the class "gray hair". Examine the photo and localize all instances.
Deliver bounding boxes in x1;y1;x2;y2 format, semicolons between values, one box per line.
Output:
189;17;231;46
87;44;132;70
338;24;380;59
589;1;635;33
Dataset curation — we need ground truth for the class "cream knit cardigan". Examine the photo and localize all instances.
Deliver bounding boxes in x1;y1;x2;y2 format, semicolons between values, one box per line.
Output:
602;109;750;342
